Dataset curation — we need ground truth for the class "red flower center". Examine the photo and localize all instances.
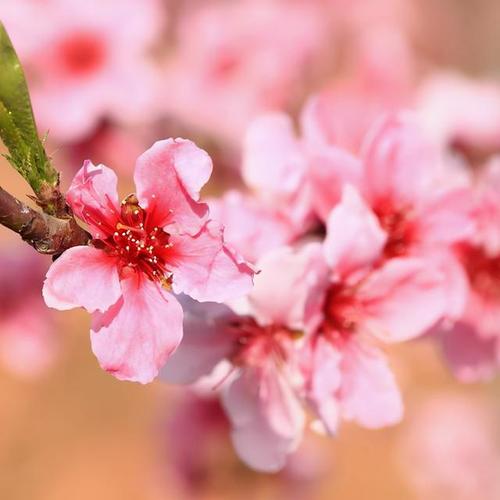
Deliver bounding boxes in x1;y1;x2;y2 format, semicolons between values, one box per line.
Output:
321;283;359;343
93;195;172;285
374;200;414;258
461;244;500;301
229;317;301;367
57;32;106;77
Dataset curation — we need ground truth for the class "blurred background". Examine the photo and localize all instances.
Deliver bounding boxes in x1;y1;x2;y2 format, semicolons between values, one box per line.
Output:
1;0;500;498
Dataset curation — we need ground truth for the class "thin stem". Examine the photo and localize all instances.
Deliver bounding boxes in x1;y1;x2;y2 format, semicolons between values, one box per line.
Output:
0;186;90;255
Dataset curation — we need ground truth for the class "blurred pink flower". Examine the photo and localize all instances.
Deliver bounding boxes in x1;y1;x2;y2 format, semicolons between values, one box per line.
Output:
306;114;474;319
1;0;165;142
439;158;500;381
302;186;448;432
399;394;500;500
163;0;330;144
162;245;325;471
417;72;500;165
43;139;254;383
0;248;58;378
210;113;316;262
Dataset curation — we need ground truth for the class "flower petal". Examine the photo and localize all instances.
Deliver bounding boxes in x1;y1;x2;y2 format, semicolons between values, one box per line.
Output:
305;337;342;435
339;339;403;428
160;295;236;384
242;113;305;197
134;138;211;234
324;186;386;278
248;243;327;330
168;221;254;303
221;365;305;472
90;276;183;383
358;257;447;342
66;161;120;238
43;246;121;313
439;322;497;383
361;114;435;206
308;146;362;221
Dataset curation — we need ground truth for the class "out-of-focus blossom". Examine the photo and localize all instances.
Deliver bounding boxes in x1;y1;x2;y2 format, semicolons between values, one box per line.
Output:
163;0;331;145
399;394;500;500
438;158;500;381
306;113;474;319
163;390;328;495
1;0;165;142
162;245;324;471
210;113;316;262
43;139;254;383
0;248;58;378
302;186;448;433
417;72;500;166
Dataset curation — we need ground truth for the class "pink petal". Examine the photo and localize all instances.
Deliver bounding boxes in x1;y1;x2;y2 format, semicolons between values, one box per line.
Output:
242;113;305;197
168;221;254;303
221;365;304;472
248;243;327;330
208;190;295;263
306;337;342;435
339;339;403;428
358;257;447;342
43;246;121;313
416;188;475;245
361;114;435;206
66;161;120;238
324;186;386;278
134;138;211;234
440;322;497;383
160;296;236;384
91;275;183;384
308;146;363;221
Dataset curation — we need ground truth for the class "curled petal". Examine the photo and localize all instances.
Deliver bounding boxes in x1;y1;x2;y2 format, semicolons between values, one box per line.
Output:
66;161;120;238
134;138;211;234
91;276;183;384
168;221;254;303
43;246;121;314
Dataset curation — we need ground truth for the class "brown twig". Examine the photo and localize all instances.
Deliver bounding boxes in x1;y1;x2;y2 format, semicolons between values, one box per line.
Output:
0;186;90;255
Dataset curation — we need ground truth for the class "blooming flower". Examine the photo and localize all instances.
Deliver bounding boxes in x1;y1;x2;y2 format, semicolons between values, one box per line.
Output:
301;186;449;432
43;139;254;383
438;158;500;381
162;245;324;471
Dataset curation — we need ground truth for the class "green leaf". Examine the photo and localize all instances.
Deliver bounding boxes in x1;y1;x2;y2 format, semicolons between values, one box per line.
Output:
0;22;58;192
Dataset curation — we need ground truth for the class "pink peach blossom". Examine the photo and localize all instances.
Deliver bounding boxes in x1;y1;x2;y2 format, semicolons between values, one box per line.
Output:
208;113;317;262
163;0;330;144
1;0;165;142
302;186;449;432
43;139;253;383
438;158;500;381
162;245;325;471
417;72;500;165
